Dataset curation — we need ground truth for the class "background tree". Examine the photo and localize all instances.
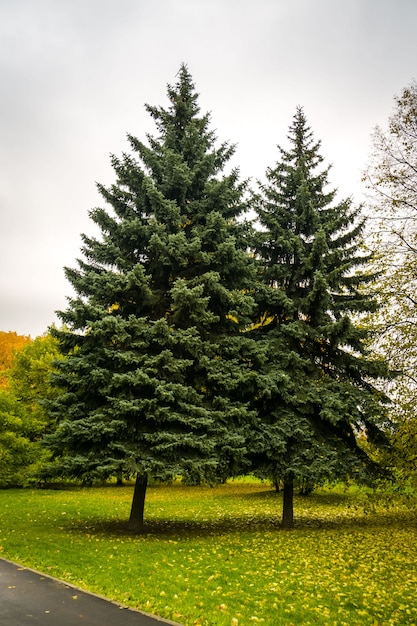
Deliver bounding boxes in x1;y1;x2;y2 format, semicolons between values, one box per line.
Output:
364;81;417;482
0;333;61;485
251;107;391;528
8;333;62;440
45;66;256;531
0;331;31;388
0;389;34;486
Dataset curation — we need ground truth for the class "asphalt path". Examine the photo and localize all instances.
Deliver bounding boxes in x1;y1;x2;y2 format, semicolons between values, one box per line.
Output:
0;558;182;626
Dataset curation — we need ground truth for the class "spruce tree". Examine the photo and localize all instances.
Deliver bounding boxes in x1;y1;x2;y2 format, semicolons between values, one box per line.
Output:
45;66;255;531
251;107;391;528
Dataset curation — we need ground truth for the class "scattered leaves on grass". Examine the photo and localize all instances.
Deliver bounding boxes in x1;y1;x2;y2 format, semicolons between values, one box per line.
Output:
0;482;416;625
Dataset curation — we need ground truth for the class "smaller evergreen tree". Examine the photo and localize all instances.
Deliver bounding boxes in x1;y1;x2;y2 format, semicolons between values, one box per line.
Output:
251;107;391;527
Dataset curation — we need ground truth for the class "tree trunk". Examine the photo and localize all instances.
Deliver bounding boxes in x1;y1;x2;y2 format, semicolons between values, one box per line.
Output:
128;474;148;532
281;480;294;529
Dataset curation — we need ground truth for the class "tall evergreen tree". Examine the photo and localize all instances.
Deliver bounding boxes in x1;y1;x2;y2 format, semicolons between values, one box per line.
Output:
45;66;255;531
251;107;391;528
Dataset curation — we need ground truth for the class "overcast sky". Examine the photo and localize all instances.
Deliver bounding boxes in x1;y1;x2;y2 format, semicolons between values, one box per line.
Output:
1;0;416;338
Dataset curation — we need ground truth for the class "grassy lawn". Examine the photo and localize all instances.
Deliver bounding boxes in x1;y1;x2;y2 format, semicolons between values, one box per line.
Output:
0;480;416;625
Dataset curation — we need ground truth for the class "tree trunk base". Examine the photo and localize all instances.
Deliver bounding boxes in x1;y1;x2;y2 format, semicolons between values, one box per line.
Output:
128;474;148;532
281;480;294;529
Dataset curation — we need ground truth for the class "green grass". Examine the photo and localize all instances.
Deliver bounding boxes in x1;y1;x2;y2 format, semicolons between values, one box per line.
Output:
0;480;416;625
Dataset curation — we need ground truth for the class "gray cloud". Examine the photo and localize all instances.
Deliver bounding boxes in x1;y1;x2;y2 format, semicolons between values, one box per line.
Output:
1;0;416;336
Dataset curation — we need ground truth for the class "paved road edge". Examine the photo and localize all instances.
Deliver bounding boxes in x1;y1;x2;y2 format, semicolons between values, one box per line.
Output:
0;556;183;625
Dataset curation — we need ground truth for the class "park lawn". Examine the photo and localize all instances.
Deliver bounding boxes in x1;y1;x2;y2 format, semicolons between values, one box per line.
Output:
0;481;416;625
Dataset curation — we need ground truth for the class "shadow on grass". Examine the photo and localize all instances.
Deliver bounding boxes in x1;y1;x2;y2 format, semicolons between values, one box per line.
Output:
237;487;354;505
65;506;417;540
